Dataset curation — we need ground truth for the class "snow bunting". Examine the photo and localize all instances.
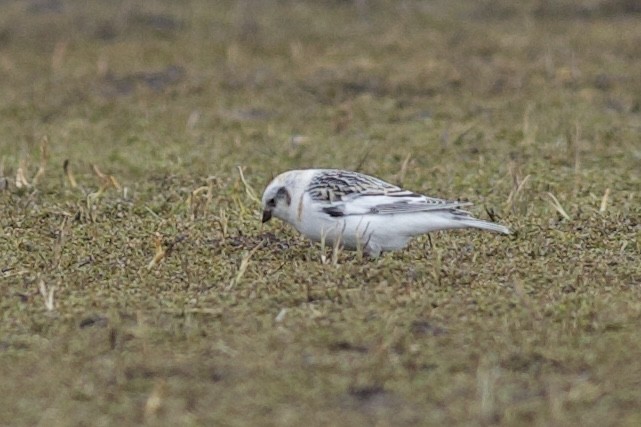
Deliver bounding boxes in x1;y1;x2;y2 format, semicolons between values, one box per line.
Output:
261;169;510;257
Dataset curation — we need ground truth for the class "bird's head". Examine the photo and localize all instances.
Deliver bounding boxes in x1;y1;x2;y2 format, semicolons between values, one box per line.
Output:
261;179;293;224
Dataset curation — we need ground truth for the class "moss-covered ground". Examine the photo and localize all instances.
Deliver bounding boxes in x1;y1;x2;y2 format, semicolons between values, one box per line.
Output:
1;1;640;425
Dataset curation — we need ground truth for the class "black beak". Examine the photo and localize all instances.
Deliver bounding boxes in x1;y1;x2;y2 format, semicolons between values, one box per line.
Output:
262;209;272;223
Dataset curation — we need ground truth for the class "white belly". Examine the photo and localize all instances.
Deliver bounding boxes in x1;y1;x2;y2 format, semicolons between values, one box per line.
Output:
296;214;412;256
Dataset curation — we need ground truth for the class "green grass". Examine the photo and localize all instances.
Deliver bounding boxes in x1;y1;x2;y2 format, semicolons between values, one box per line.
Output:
1;0;641;425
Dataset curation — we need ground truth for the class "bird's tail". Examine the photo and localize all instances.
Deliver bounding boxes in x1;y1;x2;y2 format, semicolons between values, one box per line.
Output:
456;217;511;235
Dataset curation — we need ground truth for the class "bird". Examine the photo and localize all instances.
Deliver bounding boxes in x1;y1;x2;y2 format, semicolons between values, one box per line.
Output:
261;169;510;257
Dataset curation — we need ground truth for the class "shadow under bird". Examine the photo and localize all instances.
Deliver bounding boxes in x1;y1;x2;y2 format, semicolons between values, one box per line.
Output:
261;169;510;257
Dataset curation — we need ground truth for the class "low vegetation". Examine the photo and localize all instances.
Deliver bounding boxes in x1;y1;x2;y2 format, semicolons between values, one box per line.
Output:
1;1;640;425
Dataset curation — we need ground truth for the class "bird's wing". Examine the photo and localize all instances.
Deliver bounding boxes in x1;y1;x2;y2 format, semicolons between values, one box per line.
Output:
321;194;472;217
306;169;409;202
307;170;471;217
368;197;472;214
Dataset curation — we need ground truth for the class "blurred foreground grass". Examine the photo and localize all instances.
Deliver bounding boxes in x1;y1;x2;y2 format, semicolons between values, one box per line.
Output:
1;0;640;425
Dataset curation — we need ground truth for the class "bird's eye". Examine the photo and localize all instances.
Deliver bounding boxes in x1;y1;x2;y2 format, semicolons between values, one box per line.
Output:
267;198;276;207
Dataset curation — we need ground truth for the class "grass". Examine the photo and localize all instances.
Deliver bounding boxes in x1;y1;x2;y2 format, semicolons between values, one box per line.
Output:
1;0;641;425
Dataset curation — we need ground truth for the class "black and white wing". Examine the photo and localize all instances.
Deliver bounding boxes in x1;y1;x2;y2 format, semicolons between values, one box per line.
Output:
306;170;471;217
306;169;413;201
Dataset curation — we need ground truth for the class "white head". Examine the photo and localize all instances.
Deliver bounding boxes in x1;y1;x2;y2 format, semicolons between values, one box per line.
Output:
261;170;303;224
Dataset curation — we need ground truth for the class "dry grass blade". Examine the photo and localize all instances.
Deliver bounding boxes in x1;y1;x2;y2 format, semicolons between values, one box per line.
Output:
92;164;108;180
15;159;31;189
217;208;229;238
146;233;188;271
569;122;582;195
51;216;70;270
515;175;531;198
573;122;581;174
320;230;328;264
396;152;412;186
331;234;342;266
600;188;610;213
546;192;571;220
147;233;166;270
63;159;77;188
189;179;215;220
237;165;260;204
89;164;121;200
2;269;29;278
88;185;109;202
227;240;264;290
93;164;122;189
38;279;55;311
32;136;49;186
188;185;208;219
109;175;122;190
191;184;210;198
93;164;119;188
432;247;443;286
353;144;373;173
275;308;288;322
506;174;531;212
0;156;8;190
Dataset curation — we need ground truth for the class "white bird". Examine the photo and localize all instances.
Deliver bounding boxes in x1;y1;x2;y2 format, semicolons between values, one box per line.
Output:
261;169;510;257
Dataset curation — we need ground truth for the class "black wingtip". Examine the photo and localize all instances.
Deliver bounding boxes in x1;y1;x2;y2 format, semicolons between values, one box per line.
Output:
322;206;345;217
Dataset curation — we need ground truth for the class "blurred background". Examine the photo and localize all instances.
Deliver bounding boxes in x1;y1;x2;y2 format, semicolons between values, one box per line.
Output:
1;0;639;189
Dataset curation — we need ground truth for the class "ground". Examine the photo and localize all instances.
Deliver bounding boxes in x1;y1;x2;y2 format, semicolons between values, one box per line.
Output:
1;0;640;425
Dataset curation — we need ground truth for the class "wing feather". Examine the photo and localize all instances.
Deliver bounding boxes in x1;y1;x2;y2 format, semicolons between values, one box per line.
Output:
307;170;471;217
307;170;419;202
372;200;473;214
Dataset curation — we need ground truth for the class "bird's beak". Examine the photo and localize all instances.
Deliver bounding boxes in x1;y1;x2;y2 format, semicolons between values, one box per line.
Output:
262;209;272;223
